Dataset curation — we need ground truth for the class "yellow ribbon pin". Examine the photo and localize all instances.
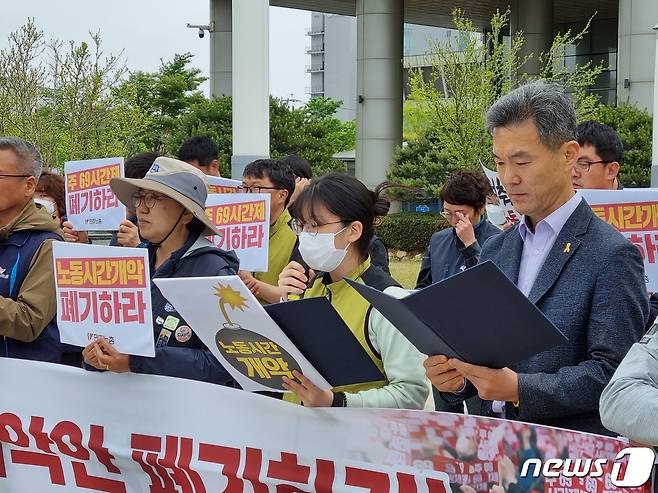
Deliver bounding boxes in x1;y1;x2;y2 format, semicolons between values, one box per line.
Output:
564;242;571;253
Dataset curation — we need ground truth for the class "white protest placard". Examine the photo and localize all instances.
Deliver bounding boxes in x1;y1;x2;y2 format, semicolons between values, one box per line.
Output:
581;188;658;291
153;275;331;393
480;163;521;224
64;157;126;230
205;192;270;272
53;242;154;357
206;175;242;194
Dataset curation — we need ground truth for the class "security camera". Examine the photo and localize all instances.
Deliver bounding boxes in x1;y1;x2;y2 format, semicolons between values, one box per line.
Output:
187;22;214;39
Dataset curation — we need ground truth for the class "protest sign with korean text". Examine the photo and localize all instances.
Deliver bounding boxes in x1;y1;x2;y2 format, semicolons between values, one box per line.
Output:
205;192;270;272
64;157;126;230
0;357;651;493
154;275;330;393
54;242;154;356
581;188;658;291
480;163;521;224
206;175;242;194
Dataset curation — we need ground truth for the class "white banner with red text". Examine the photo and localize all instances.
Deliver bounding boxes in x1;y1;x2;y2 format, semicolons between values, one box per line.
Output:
0;359;650;493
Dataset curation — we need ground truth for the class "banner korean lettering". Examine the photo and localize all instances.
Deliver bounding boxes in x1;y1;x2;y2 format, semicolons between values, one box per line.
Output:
581;189;658;291
0;358;649;493
205;193;271;272
53;242;154;357
64;158;126;231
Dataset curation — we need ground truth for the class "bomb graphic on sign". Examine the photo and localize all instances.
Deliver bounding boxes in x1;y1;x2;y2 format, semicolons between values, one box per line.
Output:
214;283;301;390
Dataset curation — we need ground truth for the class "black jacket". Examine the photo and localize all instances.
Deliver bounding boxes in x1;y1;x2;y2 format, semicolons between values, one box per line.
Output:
129;233;239;385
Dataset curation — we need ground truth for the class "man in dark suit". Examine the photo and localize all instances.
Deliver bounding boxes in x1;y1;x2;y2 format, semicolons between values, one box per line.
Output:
425;81;648;436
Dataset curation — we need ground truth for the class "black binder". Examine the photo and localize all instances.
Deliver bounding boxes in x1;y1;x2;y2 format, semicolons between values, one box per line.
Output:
345;261;568;369
265;297;386;387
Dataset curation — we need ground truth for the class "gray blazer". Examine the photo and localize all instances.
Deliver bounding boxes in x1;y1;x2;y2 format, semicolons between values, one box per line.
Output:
442;199;648;435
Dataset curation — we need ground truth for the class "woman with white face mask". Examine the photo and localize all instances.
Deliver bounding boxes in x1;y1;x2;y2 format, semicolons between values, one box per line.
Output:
278;173;429;410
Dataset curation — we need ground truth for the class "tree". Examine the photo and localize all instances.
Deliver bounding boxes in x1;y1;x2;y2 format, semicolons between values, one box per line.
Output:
119;53;206;152
166;96;233;176
0;20;151;168
389;9;605;196
593;104;653;187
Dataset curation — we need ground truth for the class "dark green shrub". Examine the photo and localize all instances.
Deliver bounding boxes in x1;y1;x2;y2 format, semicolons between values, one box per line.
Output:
592;104;653;187
377;212;448;253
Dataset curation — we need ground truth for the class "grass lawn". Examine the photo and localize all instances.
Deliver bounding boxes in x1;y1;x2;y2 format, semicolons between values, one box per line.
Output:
389;258;421;289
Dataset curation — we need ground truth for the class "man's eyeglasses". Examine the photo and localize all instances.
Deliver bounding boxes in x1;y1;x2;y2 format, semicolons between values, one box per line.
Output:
237;185;284;194
291;219;345;236
131;193;166;209
0;174;31;179
574;159;610;173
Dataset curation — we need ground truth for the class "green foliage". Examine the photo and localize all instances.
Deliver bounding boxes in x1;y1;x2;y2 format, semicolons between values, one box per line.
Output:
0;20;151;169
377;212;448;253
119;53;206;152
166;96;233;176
270;97;349;175
391;8;605;196
592;104;653;187
0;20;357;177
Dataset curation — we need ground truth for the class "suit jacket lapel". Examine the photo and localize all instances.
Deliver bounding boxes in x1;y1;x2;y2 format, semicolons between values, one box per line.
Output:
498;228;524;285
527;200;592;304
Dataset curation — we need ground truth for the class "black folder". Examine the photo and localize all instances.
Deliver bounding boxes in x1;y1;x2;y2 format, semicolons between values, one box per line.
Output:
344;261;568;369
264;297;386;387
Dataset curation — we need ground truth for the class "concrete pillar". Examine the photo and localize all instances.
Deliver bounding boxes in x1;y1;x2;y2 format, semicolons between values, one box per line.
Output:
231;0;269;179
617;0;658;113
510;0;553;77
651;23;658;187
210;0;232;97
355;0;403;188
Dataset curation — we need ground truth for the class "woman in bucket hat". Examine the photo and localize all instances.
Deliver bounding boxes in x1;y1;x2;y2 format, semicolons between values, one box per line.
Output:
82;157;238;385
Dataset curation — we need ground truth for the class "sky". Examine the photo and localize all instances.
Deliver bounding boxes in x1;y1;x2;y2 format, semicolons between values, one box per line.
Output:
0;1;311;102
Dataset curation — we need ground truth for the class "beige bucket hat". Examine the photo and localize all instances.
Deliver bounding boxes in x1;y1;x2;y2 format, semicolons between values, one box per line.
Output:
110;156;220;237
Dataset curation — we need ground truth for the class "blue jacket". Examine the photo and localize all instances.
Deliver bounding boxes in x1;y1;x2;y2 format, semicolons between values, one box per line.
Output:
441;199;648;435
128;233;239;385
416;218;501;288
0;202;63;362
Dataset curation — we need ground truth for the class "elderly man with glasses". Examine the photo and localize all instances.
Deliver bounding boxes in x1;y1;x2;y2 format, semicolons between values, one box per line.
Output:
0;137;64;362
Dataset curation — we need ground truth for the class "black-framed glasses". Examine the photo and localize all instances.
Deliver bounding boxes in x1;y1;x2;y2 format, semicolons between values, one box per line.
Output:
131;193;166;210
0;174;31;179
574;159;610;173
291;219;346;236
237;185;284;194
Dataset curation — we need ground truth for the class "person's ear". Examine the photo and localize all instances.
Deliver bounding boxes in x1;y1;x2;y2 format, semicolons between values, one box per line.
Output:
210;159;221;176
279;189;289;204
347;221;363;244
180;209;194;226
607;161;620;181
25;176;36;197
563;140;580;172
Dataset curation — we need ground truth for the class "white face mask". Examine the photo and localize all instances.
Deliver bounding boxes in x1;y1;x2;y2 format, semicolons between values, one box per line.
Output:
34;198;56;215
298;227;350;273
485;204;507;228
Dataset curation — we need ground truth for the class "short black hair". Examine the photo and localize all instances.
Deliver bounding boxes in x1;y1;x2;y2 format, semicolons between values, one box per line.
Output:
280;155;313;179
577;120;623;164
178;136;219;167
243;159;296;206
440;170;489;210
125;151;161;179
